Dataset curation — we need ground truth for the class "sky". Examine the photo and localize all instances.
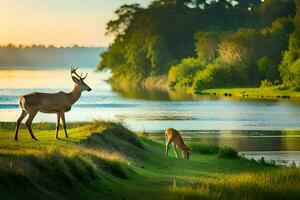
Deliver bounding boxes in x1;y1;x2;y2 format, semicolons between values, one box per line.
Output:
0;0;151;47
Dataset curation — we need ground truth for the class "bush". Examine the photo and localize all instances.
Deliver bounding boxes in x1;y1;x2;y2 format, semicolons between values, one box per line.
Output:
278;84;290;90
294;86;300;92
260;79;274;88
188;142;239;159
218;146;239;158
187;142;219;154
192;59;249;92
168;57;205;88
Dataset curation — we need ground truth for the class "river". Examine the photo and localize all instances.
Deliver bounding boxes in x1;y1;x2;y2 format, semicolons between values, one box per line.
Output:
1;68;300;166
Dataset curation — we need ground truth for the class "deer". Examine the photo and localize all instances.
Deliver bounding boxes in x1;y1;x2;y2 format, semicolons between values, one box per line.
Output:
14;67;91;141
165;128;189;159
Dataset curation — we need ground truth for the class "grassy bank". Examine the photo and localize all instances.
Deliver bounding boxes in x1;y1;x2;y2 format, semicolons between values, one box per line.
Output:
110;74;300;100
0;121;300;199
199;86;300;99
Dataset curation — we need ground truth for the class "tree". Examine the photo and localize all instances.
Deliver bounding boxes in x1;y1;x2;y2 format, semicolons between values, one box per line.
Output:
99;0;296;85
105;4;142;36
258;0;295;26
256;56;279;81
217;29;263;64
280;0;300;87
194;31;222;63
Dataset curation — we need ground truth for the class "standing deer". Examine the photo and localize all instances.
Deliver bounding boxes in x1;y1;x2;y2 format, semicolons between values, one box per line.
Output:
165;128;189;159
14;67;91;141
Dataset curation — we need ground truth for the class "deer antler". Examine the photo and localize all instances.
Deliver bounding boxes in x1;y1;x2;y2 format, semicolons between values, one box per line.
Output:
71;67;88;80
81;72;88;80
71;67;78;76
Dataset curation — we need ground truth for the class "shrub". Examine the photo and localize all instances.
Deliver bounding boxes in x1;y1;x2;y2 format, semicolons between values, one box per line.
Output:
278;84;290;90
294;86;300;92
260;79;274;87
218;146;239;158
188;142;239;159
187;142;219;154
168;57;205;88
192;59;249;92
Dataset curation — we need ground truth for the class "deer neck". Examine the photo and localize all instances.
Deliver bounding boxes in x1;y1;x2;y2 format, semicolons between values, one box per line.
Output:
68;85;82;105
177;139;188;152
180;144;189;152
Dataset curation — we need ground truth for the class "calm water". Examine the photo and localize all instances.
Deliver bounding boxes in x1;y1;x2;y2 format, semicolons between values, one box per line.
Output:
1;69;300;166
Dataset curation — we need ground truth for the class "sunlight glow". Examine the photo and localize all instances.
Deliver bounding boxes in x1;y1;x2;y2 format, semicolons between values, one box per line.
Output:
0;0;150;46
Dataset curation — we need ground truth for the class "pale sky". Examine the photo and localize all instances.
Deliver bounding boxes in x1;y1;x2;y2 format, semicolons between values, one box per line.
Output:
0;0;151;47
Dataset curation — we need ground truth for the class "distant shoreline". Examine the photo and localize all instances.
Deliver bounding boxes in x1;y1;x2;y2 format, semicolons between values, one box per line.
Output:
0;46;106;68
0;66;96;70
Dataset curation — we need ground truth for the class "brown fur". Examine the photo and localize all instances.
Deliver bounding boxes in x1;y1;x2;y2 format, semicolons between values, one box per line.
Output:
14;68;91;141
165;128;189;159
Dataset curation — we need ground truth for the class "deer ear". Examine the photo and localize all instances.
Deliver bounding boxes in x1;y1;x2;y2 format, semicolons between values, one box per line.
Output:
72;76;80;83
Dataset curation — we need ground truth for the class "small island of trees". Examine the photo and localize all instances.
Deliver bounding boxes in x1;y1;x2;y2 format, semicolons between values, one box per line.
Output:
99;0;300;94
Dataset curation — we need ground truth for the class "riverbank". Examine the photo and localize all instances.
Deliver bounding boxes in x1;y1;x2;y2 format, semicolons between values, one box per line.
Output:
109;75;300;100
200;86;300;99
0;121;299;199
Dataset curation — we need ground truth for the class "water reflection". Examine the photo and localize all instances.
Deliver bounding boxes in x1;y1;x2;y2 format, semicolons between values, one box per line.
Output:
111;83;200;101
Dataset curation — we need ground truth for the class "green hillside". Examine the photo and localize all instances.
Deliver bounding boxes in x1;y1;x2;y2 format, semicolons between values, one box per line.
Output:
0;121;299;199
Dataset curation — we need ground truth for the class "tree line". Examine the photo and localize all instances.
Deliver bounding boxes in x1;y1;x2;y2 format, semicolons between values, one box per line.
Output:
0;44;105;68
99;0;300;91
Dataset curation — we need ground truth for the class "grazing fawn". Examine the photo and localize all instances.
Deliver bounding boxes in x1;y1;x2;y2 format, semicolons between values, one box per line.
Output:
165;128;189;159
14;67;91;141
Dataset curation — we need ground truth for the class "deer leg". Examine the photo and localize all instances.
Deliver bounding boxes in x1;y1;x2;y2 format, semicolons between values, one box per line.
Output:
56;113;61;139
173;143;179;158
61;112;68;138
25;111;38;140
14;111;28;141
165;138;172;156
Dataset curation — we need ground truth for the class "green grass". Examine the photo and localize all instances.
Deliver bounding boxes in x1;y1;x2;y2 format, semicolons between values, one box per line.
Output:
187;141;220;154
0;121;299;199
200;86;300;99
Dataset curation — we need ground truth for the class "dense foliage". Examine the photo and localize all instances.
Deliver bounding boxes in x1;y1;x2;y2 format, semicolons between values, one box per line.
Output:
280;0;300;89
99;0;299;91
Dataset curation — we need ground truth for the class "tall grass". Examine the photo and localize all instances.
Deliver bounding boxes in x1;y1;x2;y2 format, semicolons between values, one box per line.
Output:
170;168;300;200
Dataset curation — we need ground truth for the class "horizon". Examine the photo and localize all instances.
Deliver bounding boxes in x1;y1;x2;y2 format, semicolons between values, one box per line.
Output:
0;0;150;47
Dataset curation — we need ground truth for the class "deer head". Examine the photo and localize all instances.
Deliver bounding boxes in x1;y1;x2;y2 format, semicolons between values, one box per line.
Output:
71;67;92;92
183;150;189;160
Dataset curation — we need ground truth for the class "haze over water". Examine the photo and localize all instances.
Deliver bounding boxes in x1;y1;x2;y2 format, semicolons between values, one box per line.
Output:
1;68;300;166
